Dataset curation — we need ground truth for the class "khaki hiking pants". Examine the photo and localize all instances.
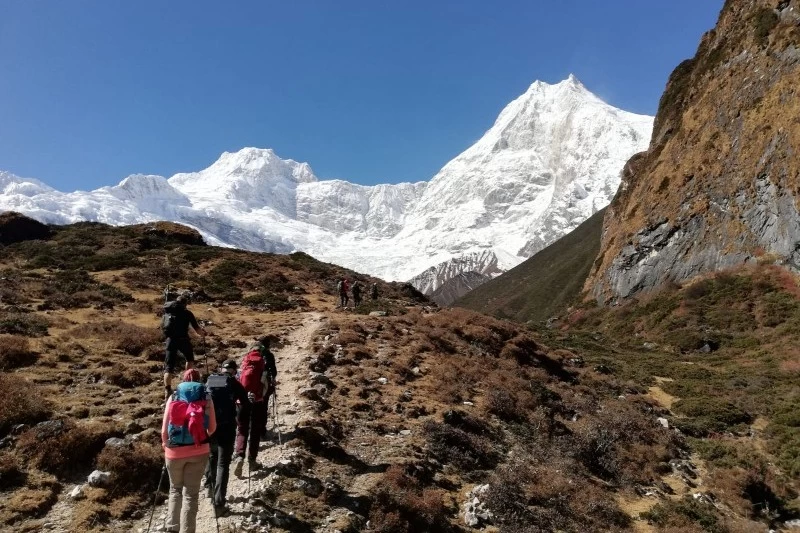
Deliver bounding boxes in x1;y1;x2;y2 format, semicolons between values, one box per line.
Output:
165;453;209;533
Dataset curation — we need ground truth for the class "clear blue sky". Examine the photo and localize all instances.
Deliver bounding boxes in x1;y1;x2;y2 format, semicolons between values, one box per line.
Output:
0;1;722;190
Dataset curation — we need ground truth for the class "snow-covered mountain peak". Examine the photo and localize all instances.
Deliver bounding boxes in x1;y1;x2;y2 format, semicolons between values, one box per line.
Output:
107;174;185;201
0;171;55;197
168;147;318;215
0;76;653;293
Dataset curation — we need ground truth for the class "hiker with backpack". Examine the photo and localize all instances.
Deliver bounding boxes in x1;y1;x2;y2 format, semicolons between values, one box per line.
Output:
337;278;350;308
337;278;348;308
352;280;363;307
162;293;207;399
203;359;249;517
232;336;278;477
161;369;217;533
371;282;378;300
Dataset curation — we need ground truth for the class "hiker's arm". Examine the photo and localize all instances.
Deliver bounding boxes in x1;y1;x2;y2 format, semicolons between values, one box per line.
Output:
206;398;217;437
188;311;206;337
232;380;249;405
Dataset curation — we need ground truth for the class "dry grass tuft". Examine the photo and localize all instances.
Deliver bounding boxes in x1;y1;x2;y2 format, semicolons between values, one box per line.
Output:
17;421;119;479
103;363;153;388
0;452;26;489
0;335;37;370
369;464;452;533
96;441;163;494
71;320;162;355
0;374;52;436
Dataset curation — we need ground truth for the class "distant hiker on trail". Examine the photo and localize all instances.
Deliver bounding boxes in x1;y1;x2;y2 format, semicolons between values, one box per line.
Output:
204;359;248;517
371;282;378;300
233;336;277;477
337;278;350;308
352;280;363;307
161;369;217;533
162;293;207;399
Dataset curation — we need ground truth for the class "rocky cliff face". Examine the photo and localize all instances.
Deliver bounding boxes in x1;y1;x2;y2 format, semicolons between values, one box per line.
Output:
586;0;800;302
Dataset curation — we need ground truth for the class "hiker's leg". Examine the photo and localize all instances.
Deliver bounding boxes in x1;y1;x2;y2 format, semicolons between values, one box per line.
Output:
215;427;236;506
164;338;178;394
165;457;186;531
248;402;266;460
205;436;218;491
235;403;251;457
179;338;195;371
179;453;208;533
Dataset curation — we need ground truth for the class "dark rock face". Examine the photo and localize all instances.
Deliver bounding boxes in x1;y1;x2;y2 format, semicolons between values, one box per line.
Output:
0;212;51;244
429;271;492;307
587;0;800;302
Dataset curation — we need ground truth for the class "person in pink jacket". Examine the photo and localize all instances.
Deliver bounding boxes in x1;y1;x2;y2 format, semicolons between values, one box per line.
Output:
161;369;217;533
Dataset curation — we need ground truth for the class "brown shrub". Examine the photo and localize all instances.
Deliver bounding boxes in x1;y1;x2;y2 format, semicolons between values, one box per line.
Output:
4;487;59;520
18;421;119;478
0;335;37;370
424;414;499;471
336;330;365;346
96;441;163;494
369;464;452;533
487;389;525;422
0;452;26;489
0;312;49;337
71;320;162;355
0;374;52;436
572;400;679;484
103;363;152;388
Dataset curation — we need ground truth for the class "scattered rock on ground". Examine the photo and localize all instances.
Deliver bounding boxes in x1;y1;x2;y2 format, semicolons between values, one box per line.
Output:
88;470;111;487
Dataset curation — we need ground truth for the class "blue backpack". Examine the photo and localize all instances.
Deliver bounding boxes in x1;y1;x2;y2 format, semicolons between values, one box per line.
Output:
167;382;209;447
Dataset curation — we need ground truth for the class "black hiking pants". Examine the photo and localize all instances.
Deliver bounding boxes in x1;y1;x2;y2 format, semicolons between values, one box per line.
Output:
164;336;194;374
206;423;236;507
235;401;267;461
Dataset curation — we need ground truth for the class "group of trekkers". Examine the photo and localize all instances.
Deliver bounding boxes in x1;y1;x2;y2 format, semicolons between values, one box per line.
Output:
337;277;378;308
158;290;278;533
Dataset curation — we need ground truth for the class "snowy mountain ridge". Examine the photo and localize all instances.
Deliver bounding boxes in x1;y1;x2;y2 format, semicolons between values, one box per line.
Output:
0;76;653;288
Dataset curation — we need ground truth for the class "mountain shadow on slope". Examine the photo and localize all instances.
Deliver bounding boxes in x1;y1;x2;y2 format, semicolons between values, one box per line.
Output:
455;207;605;323
0;212;51;244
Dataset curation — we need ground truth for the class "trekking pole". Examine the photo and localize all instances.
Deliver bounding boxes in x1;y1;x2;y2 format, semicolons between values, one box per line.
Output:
146;462;167;533
202;332;209;377
273;387;282;445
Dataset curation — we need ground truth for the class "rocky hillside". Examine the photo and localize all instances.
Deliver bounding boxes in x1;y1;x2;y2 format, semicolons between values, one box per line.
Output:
586;0;800;302
3;215;794;532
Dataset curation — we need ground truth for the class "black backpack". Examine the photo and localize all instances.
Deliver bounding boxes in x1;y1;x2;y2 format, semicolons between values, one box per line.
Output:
206;373;237;427
161;301;187;338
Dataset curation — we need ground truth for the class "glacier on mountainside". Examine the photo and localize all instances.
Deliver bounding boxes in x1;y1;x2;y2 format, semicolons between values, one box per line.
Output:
0;76;653;289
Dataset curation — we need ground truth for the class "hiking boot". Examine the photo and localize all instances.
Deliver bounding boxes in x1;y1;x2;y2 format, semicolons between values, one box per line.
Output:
214;504;228;517
233;457;244;478
248;460;262;472
205;484;213;499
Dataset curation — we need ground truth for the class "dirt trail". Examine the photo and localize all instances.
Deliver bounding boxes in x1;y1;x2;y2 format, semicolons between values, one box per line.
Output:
140;311;325;533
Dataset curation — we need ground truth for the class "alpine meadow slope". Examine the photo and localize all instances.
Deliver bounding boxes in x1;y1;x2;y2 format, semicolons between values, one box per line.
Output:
0;76;652;291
